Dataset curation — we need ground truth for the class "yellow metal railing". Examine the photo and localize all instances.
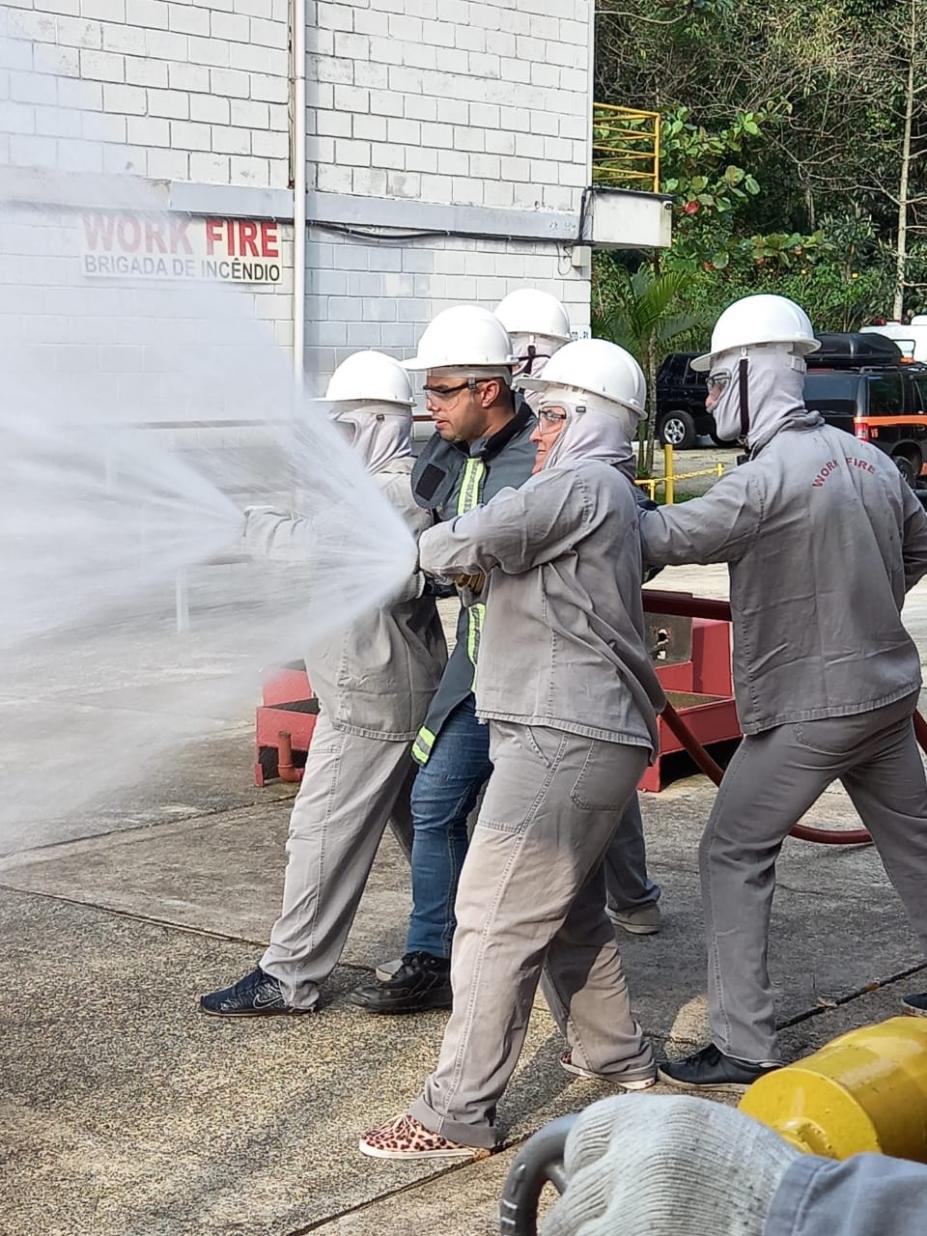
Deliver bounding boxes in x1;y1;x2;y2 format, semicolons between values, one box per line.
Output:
635;443;726;504
592;102;661;194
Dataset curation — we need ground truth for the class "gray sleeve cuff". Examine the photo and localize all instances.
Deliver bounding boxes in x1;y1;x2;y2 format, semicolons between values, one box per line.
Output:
764;1156;831;1236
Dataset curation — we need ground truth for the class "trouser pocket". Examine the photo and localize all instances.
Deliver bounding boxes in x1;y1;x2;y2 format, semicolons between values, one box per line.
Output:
570;740;643;812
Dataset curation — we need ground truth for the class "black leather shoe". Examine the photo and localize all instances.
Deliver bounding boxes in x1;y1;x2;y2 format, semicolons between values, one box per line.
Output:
348;951;452;1014
658;1044;779;1093
199;966;308;1017
902;991;927;1017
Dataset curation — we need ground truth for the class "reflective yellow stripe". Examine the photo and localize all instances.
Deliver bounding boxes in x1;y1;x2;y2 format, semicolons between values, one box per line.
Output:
467;602;485;679
456;458;486;515
412;726;436;766
455;459;487;680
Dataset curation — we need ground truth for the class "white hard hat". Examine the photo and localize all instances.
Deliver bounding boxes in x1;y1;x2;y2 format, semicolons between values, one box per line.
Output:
518;337;646;417
403;305;514;371
691;294;820;372
318;350;414;406
495;288;571;343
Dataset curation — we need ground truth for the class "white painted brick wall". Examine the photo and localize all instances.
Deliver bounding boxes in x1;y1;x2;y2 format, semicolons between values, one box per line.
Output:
303;227;591;395
0;203;295;426
3;0;599;396
2;0;289;187
308;0;592;214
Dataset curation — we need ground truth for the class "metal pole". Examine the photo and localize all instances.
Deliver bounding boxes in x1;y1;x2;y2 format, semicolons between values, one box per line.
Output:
291;0;307;394
653;110;661;193
663;441;674;504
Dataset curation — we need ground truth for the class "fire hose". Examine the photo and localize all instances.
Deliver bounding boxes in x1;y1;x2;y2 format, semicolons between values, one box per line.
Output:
645;591;927;846
276;590;924;845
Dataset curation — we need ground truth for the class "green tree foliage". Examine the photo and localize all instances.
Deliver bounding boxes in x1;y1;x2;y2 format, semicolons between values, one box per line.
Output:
593;264;705;475
593;0;927;335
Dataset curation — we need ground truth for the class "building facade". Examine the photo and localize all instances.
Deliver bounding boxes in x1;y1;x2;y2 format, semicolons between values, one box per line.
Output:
1;0;669;394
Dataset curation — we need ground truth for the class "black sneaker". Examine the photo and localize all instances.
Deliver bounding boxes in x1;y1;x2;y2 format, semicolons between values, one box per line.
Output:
657;1044;779;1094
199;966;307;1017
347;951;452;1014
902;991;927;1017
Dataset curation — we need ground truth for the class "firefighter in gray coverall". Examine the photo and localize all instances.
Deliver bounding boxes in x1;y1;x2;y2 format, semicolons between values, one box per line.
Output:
638;294;927;1090
199;351;447;1016
351;301;663;1017
498;287;663;936
359;338;664;1160
347;305;542;1014
496;286;572;400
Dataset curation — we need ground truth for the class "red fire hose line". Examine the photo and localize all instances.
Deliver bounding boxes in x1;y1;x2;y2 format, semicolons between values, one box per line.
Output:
278;591;920;846
643;591;927;847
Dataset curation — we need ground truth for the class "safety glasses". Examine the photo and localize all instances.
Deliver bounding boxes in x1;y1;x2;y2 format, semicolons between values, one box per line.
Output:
422;378;490;402
705;369;732;396
537;408;569;432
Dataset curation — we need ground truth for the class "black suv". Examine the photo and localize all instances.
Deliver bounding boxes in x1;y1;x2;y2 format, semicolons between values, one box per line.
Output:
659;338;927;479
656;353;721;448
805;333;927;485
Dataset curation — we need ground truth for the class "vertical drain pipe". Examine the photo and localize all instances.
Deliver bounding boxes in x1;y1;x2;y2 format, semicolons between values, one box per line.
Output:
291;0;307;393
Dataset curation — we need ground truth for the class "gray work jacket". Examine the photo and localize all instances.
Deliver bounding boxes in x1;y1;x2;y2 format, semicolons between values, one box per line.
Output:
245;459;447;741
418;461;665;753
408;401;537;764
640;416;927;735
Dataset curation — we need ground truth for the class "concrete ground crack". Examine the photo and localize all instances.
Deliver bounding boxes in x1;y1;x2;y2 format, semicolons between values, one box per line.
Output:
0;882;272;944
0;799;293;873
0;883;366;974
281;1163;475;1235
779;961;927;1030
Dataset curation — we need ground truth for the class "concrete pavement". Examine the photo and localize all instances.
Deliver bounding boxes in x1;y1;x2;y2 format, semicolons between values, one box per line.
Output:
2;562;926;1234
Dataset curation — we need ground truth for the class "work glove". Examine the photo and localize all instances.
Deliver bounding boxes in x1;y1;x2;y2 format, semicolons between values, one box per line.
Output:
541;1094;797;1236
453;572;485;594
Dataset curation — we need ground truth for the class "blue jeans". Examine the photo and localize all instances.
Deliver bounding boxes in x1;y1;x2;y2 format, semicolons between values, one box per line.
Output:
406;695;493;959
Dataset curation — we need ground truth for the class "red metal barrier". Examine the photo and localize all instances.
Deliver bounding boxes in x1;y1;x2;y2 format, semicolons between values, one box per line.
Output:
642;591;927;846
255;594;921;850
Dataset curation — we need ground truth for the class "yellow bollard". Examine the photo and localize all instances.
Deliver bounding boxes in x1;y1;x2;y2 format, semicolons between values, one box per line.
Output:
738;1017;927;1162
663;443;674;505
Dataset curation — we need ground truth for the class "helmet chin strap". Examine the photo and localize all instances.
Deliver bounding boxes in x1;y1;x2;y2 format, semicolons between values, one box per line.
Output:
518;344;555;376
738;356;750;441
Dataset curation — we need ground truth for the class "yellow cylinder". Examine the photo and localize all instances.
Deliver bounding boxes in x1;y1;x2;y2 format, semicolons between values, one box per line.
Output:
738;1017;927;1162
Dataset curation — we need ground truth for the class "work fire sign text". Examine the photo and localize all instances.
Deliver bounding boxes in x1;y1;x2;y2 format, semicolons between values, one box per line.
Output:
80;214;283;284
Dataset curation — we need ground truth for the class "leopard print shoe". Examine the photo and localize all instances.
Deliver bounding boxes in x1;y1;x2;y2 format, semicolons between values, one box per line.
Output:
358;1113;491;1161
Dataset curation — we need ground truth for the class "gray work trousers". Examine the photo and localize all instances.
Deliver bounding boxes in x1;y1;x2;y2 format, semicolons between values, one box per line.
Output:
704;691;927;1063
261;712;414;1010
766;1153;927;1236
605;792;661;913
411;721;653;1149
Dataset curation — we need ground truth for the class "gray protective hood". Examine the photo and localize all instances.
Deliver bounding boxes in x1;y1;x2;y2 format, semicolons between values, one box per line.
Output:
515;350;550;412
711;344;821;452
510;337;563;401
331;401;413;473
539;387;637;477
